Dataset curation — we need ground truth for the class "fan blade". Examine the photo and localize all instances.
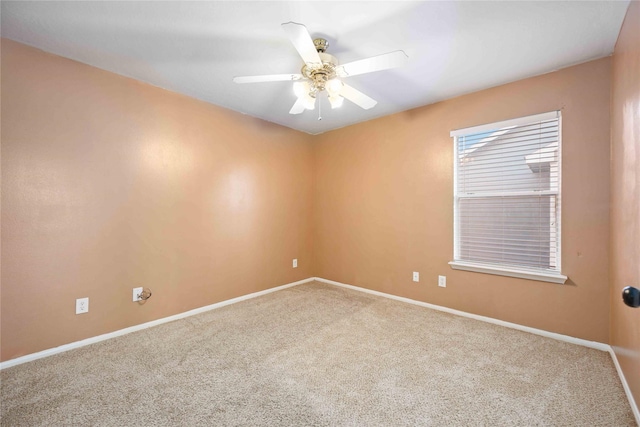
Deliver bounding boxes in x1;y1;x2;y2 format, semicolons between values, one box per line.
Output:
233;74;303;84
281;22;322;66
337;50;408;77
289;97;306;115
339;83;377;110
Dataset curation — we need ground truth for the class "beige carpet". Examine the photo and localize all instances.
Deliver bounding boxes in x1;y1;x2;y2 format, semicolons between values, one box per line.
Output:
1;281;636;426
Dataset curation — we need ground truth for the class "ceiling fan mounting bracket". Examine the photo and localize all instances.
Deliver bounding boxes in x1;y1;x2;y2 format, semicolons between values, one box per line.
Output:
313;38;329;53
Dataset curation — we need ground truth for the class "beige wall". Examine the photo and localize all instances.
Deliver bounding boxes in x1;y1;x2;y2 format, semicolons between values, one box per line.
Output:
0;39;314;361
611;0;640;411
313;58;612;343
0;37;619;363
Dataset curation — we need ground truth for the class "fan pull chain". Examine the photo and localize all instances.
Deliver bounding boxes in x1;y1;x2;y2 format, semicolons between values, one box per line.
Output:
318;96;322;121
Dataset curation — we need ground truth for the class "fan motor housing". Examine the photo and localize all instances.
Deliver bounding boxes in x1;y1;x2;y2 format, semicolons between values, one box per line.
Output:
301;52;339;91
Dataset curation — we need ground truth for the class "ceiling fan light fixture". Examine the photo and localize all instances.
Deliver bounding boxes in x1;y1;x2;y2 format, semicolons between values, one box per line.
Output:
326;79;343;96
302;93;316;110
293;81;307;98
329;95;344;109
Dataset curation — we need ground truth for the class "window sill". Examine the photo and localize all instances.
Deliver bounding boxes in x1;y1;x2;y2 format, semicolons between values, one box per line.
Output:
448;261;567;284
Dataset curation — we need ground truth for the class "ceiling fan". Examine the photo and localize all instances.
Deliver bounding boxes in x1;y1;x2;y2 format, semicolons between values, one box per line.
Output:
233;22;408;115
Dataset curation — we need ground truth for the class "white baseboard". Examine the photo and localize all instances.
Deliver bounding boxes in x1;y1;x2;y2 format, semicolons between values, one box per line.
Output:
609;347;640;425
314;277;609;351
0;277;314;370
3;274;638;424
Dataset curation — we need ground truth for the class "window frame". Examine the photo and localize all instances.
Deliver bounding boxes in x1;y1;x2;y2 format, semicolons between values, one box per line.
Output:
448;111;567;284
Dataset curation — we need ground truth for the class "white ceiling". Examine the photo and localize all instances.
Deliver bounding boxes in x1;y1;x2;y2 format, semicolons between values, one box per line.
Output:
1;1;630;135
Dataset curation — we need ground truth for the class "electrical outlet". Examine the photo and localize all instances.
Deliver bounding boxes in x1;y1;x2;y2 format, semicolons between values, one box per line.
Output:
76;297;89;314
133;287;143;302
438;275;447;288
293;259;298;268
413;272;419;282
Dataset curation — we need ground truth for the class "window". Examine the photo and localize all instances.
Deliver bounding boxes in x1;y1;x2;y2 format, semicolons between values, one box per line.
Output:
449;111;567;284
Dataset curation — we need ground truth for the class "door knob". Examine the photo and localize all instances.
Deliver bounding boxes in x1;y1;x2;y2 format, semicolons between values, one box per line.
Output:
622;286;640;308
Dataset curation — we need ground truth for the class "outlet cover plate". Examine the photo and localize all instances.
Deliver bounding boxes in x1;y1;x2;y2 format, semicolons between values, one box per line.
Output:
438;275;447;288
293;259;298;268
413;272;419;282
76;297;89;314
133;287;143;302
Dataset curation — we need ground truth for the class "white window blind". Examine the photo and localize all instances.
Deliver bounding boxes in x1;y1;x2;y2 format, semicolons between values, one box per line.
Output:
449;111;566;283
